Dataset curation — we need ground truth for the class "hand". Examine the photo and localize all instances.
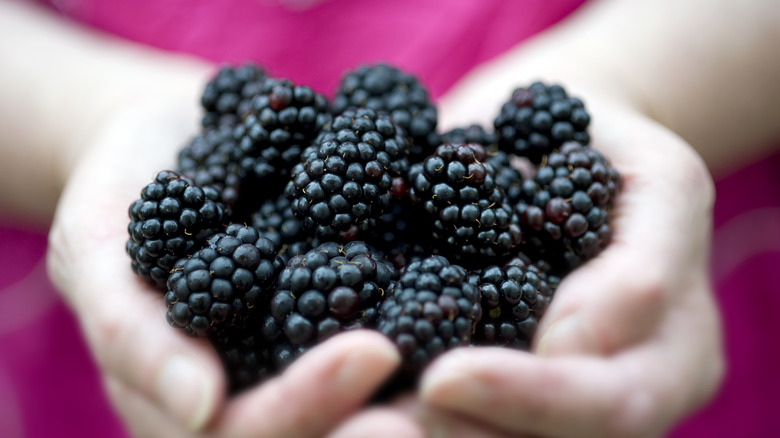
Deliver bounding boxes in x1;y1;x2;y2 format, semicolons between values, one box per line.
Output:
329;89;724;437
46;99;400;438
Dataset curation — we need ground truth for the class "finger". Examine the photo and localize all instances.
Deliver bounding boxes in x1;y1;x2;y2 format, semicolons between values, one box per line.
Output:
327;408;425;438
104;375;205;438
421;338;721;438
46;113;225;431
419;348;638;437
394;396;535;438
53;238;225;432
214;330;400;438
534;109;715;356
327;405;523;438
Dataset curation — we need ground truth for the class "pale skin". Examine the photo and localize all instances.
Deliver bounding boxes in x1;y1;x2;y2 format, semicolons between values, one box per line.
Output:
2;0;779;437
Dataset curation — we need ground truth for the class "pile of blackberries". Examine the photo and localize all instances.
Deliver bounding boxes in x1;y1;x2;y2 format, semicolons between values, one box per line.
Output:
125;62;620;393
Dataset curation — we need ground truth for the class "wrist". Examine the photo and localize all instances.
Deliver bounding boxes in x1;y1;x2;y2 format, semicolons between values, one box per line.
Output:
55;55;213;188
437;40;648;135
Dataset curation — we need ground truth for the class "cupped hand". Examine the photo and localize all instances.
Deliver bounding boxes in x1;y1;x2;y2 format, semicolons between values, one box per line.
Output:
330;87;724;437
46;99;400;438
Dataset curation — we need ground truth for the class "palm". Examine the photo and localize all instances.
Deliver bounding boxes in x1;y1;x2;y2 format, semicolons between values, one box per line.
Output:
47;101;400;438
326;94;723;438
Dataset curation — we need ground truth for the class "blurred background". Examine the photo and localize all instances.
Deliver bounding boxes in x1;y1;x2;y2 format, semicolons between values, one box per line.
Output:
1;0;779;436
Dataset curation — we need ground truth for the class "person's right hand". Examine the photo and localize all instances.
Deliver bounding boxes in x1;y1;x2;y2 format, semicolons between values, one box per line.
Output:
46;99;401;438
326;84;725;438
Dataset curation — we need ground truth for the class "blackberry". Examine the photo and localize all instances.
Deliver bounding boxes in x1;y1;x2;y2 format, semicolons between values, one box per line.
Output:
250;194;319;263
268;241;397;351
126;171;227;291
487;150;524;205
516;141;620;271
375;200;435;271
427;124;497;151
409;143;522;263
494;82;590;163
472;254;556;349
210;312;273;393
233;78;332;195
332;63;437;162
164;224;284;336
251;194;306;248
176;125;244;206
201;63;267;128
286;108;410;241
378;256;481;376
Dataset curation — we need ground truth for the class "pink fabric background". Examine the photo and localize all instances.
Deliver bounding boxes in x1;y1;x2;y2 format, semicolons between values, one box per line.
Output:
2;0;779;436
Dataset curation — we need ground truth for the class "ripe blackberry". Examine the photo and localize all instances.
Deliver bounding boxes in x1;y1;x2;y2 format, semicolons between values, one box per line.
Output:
233;78;332;194
516;141;620;271
126;171;227;291
201;63;267;128
487;150;524;205
251;194;306;248
494;82;590;163
268;241;397;350
472;254;556;349
286;108;410;241
378;256;481;376
176;125;244;206
332;63;437;162
427;124;497;151
375;200;435;271
164;224;284;336
409;143;522;263
210;312;273;393
250;194;319;263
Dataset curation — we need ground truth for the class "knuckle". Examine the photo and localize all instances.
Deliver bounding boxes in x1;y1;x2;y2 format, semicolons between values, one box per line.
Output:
605;386;662;438
633;273;666;311
89;301;129;369
45;222;72;292
694;342;726;408
686;153;715;211
619;255;668;313
674;145;715;211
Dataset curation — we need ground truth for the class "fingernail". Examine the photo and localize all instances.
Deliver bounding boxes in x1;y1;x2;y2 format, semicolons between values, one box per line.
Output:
335;344;401;389
536;314;600;357
156;353;214;431
419;367;490;408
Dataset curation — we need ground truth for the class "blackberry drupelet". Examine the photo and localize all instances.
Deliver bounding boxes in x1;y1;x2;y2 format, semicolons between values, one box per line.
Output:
251;194;306;248
233;78;332;195
332;63;437;162
286;108;410;241
494;82;590;163
126;171;227;291
378;256;481;376
375;200;435;271
201;63;267;128
267;241;397;354
487;150;524;205
428;124;497;151
210;312;273;393
472;254;556;349
176;124;244;206
165;224;284;336
408;143;522;263
251;194;318;263
516;141;620;272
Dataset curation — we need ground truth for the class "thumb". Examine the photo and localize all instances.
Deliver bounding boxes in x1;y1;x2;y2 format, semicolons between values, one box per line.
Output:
534;247;667;357
48;216;226;430
534;109;714;357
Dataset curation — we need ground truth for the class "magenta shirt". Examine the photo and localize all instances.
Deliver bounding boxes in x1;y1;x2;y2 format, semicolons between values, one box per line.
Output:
2;0;779;436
